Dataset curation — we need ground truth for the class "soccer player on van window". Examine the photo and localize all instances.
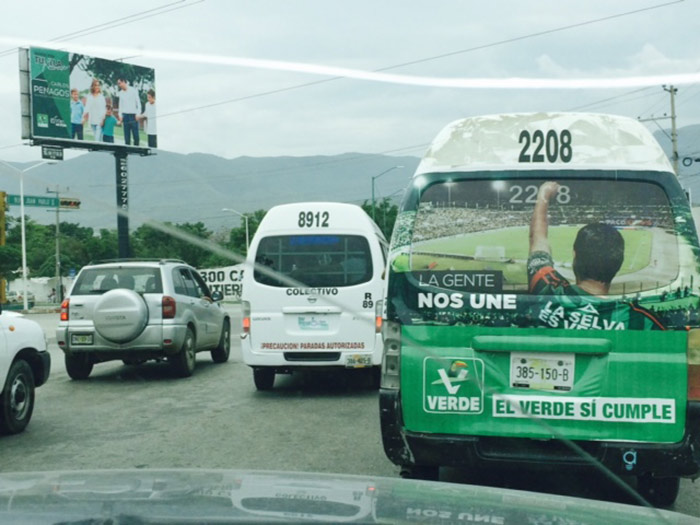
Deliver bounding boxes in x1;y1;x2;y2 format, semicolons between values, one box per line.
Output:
527;181;664;330
70;89;84;140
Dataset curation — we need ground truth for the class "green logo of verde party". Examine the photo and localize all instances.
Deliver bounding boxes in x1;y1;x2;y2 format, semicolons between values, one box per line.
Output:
423;357;484;414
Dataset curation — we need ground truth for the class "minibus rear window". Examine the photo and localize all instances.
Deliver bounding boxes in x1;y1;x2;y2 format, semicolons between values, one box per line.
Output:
408;177;679;295
254;234;373;287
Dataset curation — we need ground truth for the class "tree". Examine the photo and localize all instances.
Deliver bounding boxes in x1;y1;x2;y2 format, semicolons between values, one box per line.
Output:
361;198;398;241
0;245;21;282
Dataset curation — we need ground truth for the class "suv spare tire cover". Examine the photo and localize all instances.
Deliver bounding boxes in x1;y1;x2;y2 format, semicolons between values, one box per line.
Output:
93;288;149;343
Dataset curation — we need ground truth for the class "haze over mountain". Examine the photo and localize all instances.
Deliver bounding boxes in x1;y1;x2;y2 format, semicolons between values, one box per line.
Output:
1;151;420;232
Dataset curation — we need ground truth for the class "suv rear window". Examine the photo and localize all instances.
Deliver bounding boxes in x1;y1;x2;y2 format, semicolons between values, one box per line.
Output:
72;266;163;295
409;177;678;295
254;234;373;287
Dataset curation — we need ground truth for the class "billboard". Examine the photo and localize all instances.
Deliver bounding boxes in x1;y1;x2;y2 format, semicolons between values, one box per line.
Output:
20;47;156;150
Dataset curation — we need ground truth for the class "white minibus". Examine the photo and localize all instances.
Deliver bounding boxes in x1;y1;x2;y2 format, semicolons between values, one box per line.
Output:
241;202;388;390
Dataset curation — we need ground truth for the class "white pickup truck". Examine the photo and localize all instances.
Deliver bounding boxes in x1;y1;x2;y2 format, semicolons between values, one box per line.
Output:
0;309;51;434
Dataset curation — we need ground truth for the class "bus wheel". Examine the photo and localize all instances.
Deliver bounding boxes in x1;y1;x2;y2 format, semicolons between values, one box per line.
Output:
636;474;680;507
253;367;275;391
400;465;439;481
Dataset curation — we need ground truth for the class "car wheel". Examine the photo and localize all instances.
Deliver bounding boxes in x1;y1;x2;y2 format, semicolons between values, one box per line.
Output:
253;367;275;390
400;465;440;481
65;354;93;380
211;320;231;363
170;328;196;378
636;474;680;507
0;360;35;435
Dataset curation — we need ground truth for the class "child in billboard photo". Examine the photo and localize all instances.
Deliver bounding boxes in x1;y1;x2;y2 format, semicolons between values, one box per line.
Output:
116;77;141;146
101;105;119;143
70;89;84;140
137;89;157;148
82;78;107;142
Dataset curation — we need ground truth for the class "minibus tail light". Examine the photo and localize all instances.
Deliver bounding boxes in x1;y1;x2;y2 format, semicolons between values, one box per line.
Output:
162;296;176;319
60;298;70;321
242;300;251;334
375;300;383;333
688;329;700;401
381;320;401;389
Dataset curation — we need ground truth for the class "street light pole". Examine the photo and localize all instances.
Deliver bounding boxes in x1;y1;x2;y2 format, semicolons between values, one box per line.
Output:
0;160;53;310
371;166;403;221
222;208;250;254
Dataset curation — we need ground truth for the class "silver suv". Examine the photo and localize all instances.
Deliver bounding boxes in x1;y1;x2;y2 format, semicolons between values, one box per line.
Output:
56;259;231;379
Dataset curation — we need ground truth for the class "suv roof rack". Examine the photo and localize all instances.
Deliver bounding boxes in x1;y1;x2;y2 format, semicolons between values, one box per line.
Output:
88;258;188;265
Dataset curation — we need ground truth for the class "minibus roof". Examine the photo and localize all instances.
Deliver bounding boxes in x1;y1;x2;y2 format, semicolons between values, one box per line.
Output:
414;112;674;176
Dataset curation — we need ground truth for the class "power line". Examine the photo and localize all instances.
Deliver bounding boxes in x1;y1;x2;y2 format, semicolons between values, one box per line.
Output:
0;0;202;59
161;1;683;119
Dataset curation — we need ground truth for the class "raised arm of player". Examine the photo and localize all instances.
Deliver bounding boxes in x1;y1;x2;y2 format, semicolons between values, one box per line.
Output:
529;181;560;255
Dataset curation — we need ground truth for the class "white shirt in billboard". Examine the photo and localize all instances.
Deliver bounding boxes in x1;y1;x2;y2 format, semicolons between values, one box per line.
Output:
143;102;157;135
84;93;106;126
118;85;141;115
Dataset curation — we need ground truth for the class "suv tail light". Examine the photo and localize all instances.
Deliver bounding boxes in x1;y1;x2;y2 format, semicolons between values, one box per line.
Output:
60;298;70;321
162;296;176;319
688;329;700;400
242;300;251;334
381;320;401;389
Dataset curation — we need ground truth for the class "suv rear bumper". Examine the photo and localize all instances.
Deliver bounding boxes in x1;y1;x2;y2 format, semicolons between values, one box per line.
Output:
380;389;700;478
56;323;188;356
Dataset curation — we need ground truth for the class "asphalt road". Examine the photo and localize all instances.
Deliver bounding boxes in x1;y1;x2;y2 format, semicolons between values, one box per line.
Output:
2;308;699;519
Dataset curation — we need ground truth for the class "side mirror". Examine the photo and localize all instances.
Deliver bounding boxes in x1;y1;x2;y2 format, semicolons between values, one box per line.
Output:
211;290;224;302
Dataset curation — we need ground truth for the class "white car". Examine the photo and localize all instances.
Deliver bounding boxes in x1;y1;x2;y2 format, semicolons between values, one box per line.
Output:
0;309;51;434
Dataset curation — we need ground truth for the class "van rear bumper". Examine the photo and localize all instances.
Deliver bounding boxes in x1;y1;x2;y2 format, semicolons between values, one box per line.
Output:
380;389;700;478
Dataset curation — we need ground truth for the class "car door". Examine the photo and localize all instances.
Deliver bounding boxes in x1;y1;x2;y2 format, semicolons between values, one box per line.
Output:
179;268;219;348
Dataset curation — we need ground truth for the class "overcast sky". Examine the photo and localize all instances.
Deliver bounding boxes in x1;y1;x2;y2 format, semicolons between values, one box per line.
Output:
1;0;699;163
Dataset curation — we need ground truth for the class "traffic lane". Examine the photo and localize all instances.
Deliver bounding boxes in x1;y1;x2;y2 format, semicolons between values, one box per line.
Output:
7;311;700;517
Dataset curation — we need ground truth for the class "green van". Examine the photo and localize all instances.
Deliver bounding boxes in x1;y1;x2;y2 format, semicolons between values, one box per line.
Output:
379;112;700;506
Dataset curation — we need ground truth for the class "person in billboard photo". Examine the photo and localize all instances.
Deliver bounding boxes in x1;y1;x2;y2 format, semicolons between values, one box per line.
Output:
70;89;84;140
101;105;119;143
136;88;157;148
82;78;107;142
527;181;664;330
116;76;141;146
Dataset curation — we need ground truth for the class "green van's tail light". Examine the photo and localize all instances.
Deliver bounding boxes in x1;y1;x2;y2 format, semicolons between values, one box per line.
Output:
162;296;176;319
242;300;251;334
381;320;401;389
375;300;383;333
60;298;69;321
688;329;700;400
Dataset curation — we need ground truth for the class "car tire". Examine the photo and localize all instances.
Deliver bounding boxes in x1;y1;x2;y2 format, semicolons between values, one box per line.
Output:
0;360;35;435
170;327;196;378
211;320;231;364
65;354;93;380
253;367;275;390
636;474;680;507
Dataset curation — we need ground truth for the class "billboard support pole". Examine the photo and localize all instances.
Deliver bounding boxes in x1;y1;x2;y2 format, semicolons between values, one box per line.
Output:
115;150;130;258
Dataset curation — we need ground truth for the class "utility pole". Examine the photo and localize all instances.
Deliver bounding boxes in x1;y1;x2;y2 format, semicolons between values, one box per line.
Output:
638;85;679;175
46;186;67;302
664;85;679;176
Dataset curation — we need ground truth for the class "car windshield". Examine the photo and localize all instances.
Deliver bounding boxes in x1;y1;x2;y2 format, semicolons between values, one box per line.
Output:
1;1;700;523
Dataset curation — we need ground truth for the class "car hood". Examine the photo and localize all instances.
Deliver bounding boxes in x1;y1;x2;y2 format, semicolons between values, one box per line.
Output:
0;469;694;524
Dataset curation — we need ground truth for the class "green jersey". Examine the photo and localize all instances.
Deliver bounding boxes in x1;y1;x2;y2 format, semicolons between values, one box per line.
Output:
527;251;664;331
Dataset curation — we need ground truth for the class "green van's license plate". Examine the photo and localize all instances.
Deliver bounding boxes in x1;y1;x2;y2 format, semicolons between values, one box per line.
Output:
510;352;574;392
